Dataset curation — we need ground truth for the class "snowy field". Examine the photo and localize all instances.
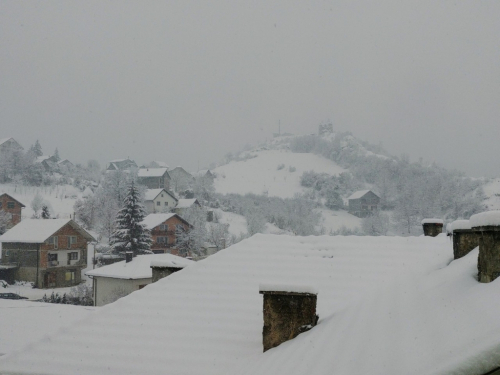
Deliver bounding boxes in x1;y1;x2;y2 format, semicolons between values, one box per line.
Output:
213;150;345;198
317;209;362;232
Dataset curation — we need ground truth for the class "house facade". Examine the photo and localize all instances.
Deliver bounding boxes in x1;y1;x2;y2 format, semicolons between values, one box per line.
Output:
137;168;171;190
0;193;25;228
144;189;178;214
347;190;380;217
36;156;59;173
141;213;192;255
0;219;95;288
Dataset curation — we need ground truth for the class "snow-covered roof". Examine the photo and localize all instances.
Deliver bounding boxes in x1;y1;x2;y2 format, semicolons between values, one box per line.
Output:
259;283;318;295
421;218;444;225
86;254;192;279
150;258;191;269
0;219;95;243
470;210;500;228
0;193;25;207
144;188;177;202
138;168;169;178
3;234;484;375
451;219;472;231
347;189;371;200
0;137;15;146
35;155;51;163
176;198;199;209
141;213;182;230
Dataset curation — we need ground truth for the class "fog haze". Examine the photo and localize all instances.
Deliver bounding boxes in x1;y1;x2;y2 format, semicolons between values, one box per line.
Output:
1;1;499;176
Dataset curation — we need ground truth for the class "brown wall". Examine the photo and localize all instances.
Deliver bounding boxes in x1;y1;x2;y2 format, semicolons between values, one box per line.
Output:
150;216;190;254
0;194;24;227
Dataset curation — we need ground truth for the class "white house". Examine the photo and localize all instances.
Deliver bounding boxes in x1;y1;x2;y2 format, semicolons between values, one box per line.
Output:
174;198;201;216
86;253;193;306
144;188;178;214
5;233;500;375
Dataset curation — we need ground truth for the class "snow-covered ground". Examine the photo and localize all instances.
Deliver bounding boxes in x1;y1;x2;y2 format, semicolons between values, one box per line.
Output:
0;183;80;219
213;209;290;238
213;150;345;199
0;299;95;356
316;208;362;233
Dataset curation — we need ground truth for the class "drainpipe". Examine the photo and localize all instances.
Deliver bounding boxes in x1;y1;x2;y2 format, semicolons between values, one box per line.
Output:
35;244;40;288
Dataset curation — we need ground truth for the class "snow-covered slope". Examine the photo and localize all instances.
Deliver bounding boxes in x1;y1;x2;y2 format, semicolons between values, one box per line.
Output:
483;177;500;210
213;149;345;199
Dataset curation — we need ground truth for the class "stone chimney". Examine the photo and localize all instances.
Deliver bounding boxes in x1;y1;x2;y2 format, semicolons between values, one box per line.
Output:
125;251;133;263
259;283;318;352
451;220;479;260
150;260;187;283
471;211;500;283
421;219;444;237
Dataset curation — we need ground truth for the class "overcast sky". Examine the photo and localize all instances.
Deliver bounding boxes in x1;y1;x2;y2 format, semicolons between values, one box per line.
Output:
1;1;499;176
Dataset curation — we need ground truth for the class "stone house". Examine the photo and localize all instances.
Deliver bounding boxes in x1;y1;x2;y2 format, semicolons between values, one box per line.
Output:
141;213;192;255
347;190;380;217
86;253;193;306
144;188;178;214
106;158;137;172
0;219;95;288
137;168;171;190
168;166;194;192
0;193;25;229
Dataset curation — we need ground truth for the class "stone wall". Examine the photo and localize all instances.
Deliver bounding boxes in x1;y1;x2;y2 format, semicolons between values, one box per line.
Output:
423;223;443;237
453;230;479;259
475;227;500;283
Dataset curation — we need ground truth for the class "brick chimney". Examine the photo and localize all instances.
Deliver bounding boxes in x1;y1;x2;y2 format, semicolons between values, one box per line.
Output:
451;220;479;260
150;260;187;283
421;218;444;237
259;283;318;352
125;251;133;263
471;211;500;283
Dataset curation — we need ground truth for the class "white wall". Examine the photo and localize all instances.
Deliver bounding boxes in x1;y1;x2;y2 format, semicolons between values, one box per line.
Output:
93;276;152;306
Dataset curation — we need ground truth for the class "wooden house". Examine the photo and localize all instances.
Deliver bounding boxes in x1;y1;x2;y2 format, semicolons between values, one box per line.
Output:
347;190;380;217
0;193;25;229
0;219;95;288
144;188;178;214
137;168;171;190
141;213;192;255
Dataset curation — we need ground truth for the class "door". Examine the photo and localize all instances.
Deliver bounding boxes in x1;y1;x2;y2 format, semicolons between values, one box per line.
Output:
44;272;57;288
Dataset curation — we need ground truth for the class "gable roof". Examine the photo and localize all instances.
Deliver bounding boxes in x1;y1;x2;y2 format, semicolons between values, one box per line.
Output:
138;168;170;178
0;193;26;208
0;234;466;375
0;137;23;149
141;213;191;230
144;188;177;202
0;219;95;243
347;189;376;200
86;254;193;280
176;198;200;209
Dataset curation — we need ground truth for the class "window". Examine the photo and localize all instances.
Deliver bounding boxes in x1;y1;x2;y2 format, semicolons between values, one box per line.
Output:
164;202;168;206
48;253;58;261
176;224;184;232
68;236;77;246
159;224;167;231
65;270;76;282
47;236;58;249
156;201;161;206
7;202;15;209
157;236;167;244
68;252;78;260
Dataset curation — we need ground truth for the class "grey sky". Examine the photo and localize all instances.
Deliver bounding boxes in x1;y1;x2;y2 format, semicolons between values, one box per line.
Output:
1;1;499;176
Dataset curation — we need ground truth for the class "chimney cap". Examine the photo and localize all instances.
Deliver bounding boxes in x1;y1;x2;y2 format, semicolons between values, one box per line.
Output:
259;283;318;296
471;210;500;228
421;218;444;225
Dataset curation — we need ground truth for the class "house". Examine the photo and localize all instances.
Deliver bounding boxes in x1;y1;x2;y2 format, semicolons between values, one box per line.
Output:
347;189;380;217
0;219;95;288
57;159;74;170
106;158;138;172
168;166;194;192
0;137;23;157
6;234;500;374
0;193;25;229
141;213;192;255
35;155;59;173
144;188;178;214
174;198;201;216
137;168;171;190
86;253;193;306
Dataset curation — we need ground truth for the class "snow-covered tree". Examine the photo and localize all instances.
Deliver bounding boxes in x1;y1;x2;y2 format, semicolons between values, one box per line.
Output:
31;193;44;218
0;211;12;234
361;211;389;236
52;148;60;162
41;205;51;219
180;207;208;255
109;181;152;256
32;140;43;157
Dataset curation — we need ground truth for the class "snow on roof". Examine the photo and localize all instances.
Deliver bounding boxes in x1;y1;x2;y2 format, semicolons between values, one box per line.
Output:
421;218;444;224
0;219;94;243
86;254;192;279
451;220;472;231
0;137;14;146
259;283;318;295
150;258;191;269
176;198;198;209
0;234;459;375
141;213;177;230
470;210;500;228
347;190;371;200
138;168;169;177
35;155;51;163
153;161;169;168
110;158;128;163
144;188;165;201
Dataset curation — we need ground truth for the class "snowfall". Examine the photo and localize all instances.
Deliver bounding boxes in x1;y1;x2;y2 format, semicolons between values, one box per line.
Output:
2;233;500;375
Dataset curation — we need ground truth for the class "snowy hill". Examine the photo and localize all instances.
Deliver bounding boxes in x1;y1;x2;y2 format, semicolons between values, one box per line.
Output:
213;149;345;199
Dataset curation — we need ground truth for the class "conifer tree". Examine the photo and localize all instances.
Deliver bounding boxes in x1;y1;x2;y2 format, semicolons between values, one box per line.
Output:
53;148;60;162
32;140;43;157
41;205;51;219
109;181;152;256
